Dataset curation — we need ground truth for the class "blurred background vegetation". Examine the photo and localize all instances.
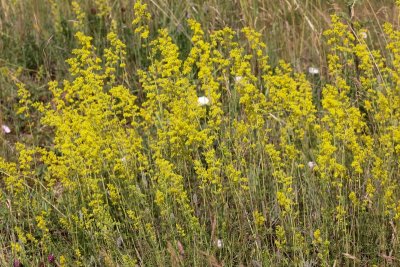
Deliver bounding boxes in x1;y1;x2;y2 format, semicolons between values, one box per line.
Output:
0;0;398;72
0;0;396;142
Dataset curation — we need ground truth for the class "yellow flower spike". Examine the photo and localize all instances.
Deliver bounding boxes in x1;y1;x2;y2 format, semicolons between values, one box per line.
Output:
11;242;23;254
94;0;111;17
71;1;86;31
16;82;32;117
275;225;287;251
253;210;266;227
48;0;62;35
104;31;127;84
349;191;359;206
133;0;151;39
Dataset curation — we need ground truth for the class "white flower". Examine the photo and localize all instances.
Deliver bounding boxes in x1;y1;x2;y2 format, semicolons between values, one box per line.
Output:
234;76;243;83
198;96;210;106
308;161;317;170
216;239;223;248
308;67;319;75
360;32;367;39
1;125;11;134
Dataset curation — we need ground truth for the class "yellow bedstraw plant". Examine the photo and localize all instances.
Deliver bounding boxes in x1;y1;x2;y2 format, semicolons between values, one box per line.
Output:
0;1;399;266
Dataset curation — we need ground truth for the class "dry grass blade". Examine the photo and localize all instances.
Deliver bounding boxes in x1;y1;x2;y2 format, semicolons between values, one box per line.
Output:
199;251;223;267
342;253;361;262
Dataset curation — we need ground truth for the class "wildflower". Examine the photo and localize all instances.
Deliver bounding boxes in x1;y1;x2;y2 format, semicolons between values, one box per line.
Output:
360;32;367;39
48;254;55;263
13;259;21;267
198;96;210;106
234;76;243;83
216;239;223;248
308;67;319;75
1;124;11;133
59;255;66;266
253;210;266;227
308;161;317;170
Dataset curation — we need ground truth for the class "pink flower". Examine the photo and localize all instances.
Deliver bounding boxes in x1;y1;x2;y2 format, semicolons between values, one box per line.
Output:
48;254;55;263
13;259;21;267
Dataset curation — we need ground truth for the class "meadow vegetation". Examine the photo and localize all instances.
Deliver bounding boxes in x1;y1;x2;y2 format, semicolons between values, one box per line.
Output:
0;0;399;266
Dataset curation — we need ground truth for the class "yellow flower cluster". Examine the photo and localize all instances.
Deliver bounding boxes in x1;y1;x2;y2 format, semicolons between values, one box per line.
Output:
132;0;151;39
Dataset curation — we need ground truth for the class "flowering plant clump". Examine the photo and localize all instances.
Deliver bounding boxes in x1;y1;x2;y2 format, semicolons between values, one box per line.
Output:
0;1;399;266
